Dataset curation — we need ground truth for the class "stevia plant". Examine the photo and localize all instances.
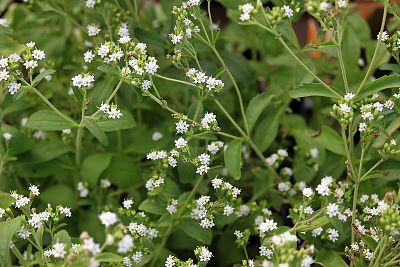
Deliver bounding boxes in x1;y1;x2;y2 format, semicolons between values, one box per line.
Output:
1;0;400;266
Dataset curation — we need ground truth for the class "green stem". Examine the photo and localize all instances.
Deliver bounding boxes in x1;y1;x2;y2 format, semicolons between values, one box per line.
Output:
210;47;250;135
336;45;349;93
355;3;387;96
92;80;124;117
149;175;204;267
31;87;78;127
276;36;341;98
75;110;85;168
341;127;357;179
359;159;384;181
155;74;197;88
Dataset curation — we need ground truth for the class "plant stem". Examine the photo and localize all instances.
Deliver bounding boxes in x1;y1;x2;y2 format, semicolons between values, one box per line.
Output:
359;159;384;181
276;36;341;98
155;74;198;88
92;80;124;117
75;106;85;168
355;3;387;96
31;87;78;127
210;47;250;135
149;175;204;267
336;45;350;93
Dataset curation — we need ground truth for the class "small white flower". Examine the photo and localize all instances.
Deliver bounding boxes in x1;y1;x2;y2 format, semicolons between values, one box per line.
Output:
98;211;118;228
327;228;339;242
283;5;293;18
175;120;190;134
29;185;40;196
84;50;95;63
197;246;213;262
0;69;9;81
359;122;367;132
174;137;187;149
377;31;389;42
123;199;133;209
117;235;134;253
87;24;101;36
144;58;159;75
152;131;163;141
24;60;38;69
302;187;313;197
60;206;71;217
170;34;183;44
32;49;46;60
338;0;348;8
0;18;9;27
86;0;96;8
311;227;323;237
344;92;355;100
326;203;340;218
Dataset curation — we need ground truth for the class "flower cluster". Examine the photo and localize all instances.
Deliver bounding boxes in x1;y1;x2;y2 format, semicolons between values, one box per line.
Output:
170;1;201;45
186;68;224;94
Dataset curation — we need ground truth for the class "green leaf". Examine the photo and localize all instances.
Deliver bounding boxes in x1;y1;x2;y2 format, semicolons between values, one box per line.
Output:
97;111;136;132
80;153;112;187
356;74;400;100
315;249;348;267
138;198;166;215
253;108;282;151
0;217;22;266
84;117;108;146
40;185;77;210
379;63;400;73
27;110;75;131
290;83;341;99
95;252;123;263
102;155;142;187
177;219;212;244
315;126;346;156
224;140;242;180
31;69;55;86
245;92;273;133
0;193;14;209
17;142;71;164
54;230;71;247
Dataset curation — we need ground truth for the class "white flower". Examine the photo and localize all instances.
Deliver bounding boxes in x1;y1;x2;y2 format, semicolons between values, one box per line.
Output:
8;82;21;95
240;3;254;21
0;57;8;68
359;122;367;132
266;153;278;166
304;206;314;214
60;206;71;217
260;246;273;258
197;246;213;262
26;41;35;48
327;228;339;242
117;235;134;253
320;2;331;11
200;218;214;228
301;256;314;267
170;34;183;44
167;199;178;214
201;112;217;130
337;0;348;8
52;242;66;258
344;92;355;100
98;44;110;58
384;100;394;109
0;69;9;81
87;24;101;36
24;60;38;69
86;0;96;8
302;187;313;197
0;18;8;27
119;36;131;44
174;137;187;149
339;103;352;113
132;251;143;263
32;49;46;60
311;227;323;237
141;79;152;91
18;227;31;239
198;153;211;166
196;165;209;175
326;203;340;218
71;74;95;88
176;120;190;134
283;5;293;18
29;185;40;196
123;198;133;209
14;196;30;208
165;255;175;267
84;50;95;63
259;219;277;236
377;31;389;41
310;147;319;159
152;131;163;141
277;149;288;157
83;237;101;255
107;106;123;119
98;211;118;227
77;182;89;197
207;141;224;154
278;182;290;192
100;179;111;188
0;208;5;218
223;205;234;216
144;58;159;75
